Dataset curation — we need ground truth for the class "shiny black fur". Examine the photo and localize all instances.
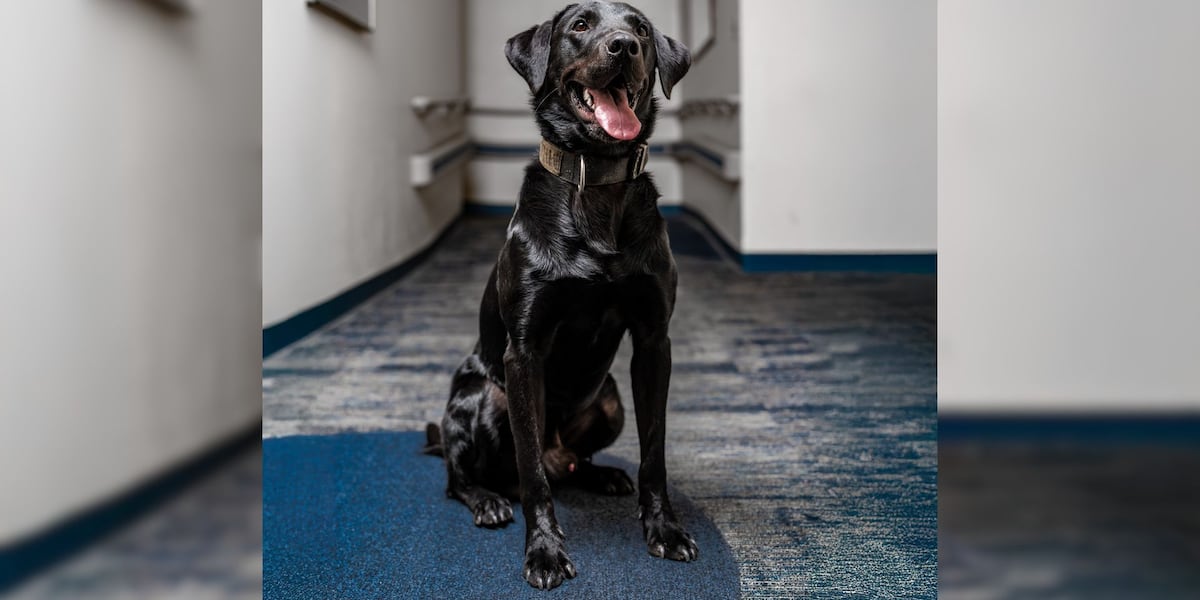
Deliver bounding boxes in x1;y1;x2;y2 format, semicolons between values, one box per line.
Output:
425;2;693;591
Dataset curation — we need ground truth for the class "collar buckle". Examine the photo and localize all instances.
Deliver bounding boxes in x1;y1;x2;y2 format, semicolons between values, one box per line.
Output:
631;143;649;179
577;153;586;193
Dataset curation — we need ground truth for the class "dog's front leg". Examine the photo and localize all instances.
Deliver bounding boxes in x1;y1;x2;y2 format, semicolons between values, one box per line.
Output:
630;327;699;561
504;342;577;590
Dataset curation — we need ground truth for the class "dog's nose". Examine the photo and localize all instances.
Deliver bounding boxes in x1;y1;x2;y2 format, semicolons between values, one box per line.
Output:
606;32;639;56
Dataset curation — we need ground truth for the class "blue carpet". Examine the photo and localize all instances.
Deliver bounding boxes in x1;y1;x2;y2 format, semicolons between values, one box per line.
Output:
263;431;739;599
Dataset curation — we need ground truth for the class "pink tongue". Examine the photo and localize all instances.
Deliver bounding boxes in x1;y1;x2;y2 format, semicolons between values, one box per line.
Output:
587;87;641;140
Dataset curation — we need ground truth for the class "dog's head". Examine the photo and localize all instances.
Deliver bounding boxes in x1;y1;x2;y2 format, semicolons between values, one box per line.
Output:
505;2;690;153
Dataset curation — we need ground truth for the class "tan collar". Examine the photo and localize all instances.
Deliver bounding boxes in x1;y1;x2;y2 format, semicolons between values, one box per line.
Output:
538;139;650;192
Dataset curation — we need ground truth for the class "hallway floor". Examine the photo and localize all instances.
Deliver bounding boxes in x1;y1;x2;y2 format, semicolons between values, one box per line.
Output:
263;211;938;598
8;448;262;600
939;439;1200;599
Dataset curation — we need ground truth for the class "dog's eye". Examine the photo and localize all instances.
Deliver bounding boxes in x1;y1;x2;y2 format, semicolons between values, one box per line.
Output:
571;19;589;33
636;24;649;37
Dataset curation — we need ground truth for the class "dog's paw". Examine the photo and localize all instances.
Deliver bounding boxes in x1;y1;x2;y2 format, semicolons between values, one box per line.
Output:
574;463;635;495
522;536;577;590
471;496;513;528
644;517;699;562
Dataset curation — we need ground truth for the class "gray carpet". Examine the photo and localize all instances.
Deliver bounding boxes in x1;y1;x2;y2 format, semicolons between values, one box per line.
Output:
262;212;938;598
7;448;262;600
939;440;1200;599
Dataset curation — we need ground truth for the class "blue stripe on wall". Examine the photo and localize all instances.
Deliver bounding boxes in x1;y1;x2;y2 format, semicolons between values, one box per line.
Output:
673;141;725;168
462;203;517;216
465;203;936;275
465;203;687;219
940;415;1200;443
472;144;537;157
432;142;472;172
465;204;682;215
672;204;935;274
742;253;936;274
473;143;671;157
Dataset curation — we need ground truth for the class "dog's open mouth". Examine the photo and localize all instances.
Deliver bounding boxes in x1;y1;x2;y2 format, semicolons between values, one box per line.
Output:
567;73;643;141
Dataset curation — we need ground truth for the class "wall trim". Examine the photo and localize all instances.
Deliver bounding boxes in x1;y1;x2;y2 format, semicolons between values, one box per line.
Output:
939;415;1200;443
0;423;261;594
465;202;935;274
742;253;935;273
411;134;472;188
678;204;935;274
473;143;672;158
263;215;461;358
462;203;518;216
465;203;684;217
674;138;740;182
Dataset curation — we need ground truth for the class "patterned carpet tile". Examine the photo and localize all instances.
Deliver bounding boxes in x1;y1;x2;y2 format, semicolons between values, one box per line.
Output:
263;213;938;598
939;442;1200;600
9;449;262;600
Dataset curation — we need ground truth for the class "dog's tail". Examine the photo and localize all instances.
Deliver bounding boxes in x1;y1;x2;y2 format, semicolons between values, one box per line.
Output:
421;422;444;457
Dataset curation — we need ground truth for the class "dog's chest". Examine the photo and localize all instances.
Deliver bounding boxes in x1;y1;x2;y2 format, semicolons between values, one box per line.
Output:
536;231;658;283
559;297;623;338
551;281;629;350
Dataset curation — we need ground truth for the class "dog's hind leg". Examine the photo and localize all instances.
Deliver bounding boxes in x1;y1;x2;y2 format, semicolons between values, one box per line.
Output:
560;374;635;495
441;357;516;528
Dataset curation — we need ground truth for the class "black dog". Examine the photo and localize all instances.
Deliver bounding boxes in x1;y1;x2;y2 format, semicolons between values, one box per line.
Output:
424;1;693;590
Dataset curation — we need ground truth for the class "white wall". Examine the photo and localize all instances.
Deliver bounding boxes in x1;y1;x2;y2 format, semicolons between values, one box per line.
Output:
740;0;936;253
938;0;1200;412
465;0;683;205
679;0;741;249
0;1;261;543
263;0;466;326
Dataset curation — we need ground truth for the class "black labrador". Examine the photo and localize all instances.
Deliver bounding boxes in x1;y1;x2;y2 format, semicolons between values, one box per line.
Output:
424;1;693;590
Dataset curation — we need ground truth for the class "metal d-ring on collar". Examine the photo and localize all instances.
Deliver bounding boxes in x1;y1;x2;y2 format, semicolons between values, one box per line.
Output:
538;138;650;193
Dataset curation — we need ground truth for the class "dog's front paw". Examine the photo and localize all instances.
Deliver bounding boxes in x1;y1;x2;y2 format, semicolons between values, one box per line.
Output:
522;535;577;590
471;496;513;528
644;516;699;562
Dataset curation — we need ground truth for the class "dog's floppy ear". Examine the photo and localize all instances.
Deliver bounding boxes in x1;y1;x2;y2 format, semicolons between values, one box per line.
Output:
506;6;574;94
653;29;691;100
505;20;554;93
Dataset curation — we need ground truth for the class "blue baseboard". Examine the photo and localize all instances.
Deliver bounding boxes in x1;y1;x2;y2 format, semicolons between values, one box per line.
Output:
668;205;740;263
0;424;260;594
464;203;936;274
473;143;672;158
464;203;685;217
462;203;517;216
742;253;936;274
672;204;936;274
263;217;462;358
939;415;1200;443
